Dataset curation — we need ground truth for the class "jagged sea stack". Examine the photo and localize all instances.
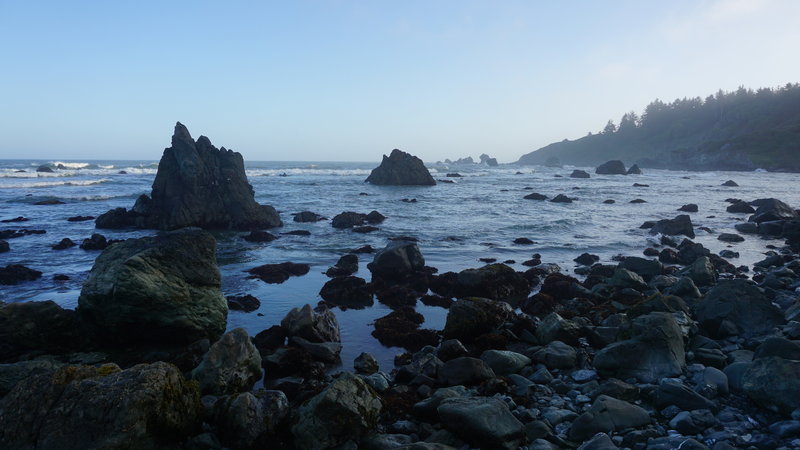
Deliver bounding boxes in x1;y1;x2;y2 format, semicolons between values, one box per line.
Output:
365;149;436;186
96;122;282;230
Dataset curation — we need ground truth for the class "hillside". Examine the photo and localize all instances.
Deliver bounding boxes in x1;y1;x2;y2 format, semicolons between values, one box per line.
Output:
517;83;800;171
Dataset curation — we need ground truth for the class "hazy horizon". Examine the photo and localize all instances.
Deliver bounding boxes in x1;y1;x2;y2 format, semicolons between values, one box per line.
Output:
1;0;798;163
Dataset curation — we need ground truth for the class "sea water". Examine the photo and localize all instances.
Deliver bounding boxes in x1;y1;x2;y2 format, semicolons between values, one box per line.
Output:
1;159;798;370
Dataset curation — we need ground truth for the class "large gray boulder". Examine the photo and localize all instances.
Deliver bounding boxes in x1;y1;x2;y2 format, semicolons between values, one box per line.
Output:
96;122;281;230
694;280;784;338
280;304;341;343
650;214;695;238
368;240;426;281
212;390;289;449
437;397;525;450
291;373;382;449
191;328;262;395
742;357;800;415
595;160;627;175
443;297;513;342
749;198;798;223
568;395;650;442
593;312;685;383
77;229;228;345
0;362;202;449
365;149;436;185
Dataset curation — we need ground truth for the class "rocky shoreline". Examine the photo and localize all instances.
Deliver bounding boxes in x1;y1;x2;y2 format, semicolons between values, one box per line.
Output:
2;135;800;449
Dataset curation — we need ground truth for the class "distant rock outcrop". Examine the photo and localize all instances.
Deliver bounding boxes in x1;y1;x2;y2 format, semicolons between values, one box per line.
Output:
96;122;281;231
479;154;499;166
596;160;627;175
365;149;436;186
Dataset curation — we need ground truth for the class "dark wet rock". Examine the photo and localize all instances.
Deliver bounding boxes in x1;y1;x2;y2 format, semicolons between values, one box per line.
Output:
677;240;710;265
448;264;530;304
694;279;784;339
247;262;310;284
0;362;201;449
438;356;496;386
368;240;425;281
535;312;581;345
443;297;513;343
0;300;90;361
79;233;109;250
678;203;698;212
191;328;261;395
570;170;590;178
325;254;358;277
0;359;60;397
0;241;7;253
67;215;94;222
95;207;138;229
293;211;326;222
226;294;261;312
0;264;42;285
375;285;419;308
365;149;436;186
726;201;755;214
681;255;718;287
353;225;379;233
352;245;375;254
742;356;800;415
568;395;650;442
36;164;54;173
211;390;289;449
595;160;627;175
524;192;548;200
574;253;599;266
107;123;281;230
749;198;798;223
33;199;64;205
438;397;524;450
284;230;311;236
53;274;69;281
654;379;716;411
365;210;386;224
319;276;373;308
446;173;463;177
243;230;277;242
629;198;647;203
290;336;342;363
721;180;738;186
538;272;592;301
280;304;341;343
253;326;287;353
531;340;577;369
627;164;642;175
0;216;28;223
640;221;655;229
718;233;744;243
618;256;662;281
52;238;77;250
354;352;379;374
372;307;438;352
514;237;534;245
550;194;573;203
77;229;227;345
480;349;531;375
594;312;685;383
480;153;499;166
420;294;453;309
332;211;367;228
753;337;800;361
603;199;615;204
650;214;695;238
400;197;418;203
291;372;382;449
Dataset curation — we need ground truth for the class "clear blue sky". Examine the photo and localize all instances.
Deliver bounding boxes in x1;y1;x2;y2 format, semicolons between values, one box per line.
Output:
1;0;798;162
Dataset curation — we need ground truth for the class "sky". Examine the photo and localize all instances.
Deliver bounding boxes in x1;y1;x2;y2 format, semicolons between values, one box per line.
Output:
0;0;798;163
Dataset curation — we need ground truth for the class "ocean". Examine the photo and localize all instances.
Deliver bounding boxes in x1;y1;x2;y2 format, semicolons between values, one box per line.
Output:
1;159;798;371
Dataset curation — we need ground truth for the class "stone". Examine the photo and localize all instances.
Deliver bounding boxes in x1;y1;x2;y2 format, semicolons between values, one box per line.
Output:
568;395;650;442
291;373;382;449
243;230;277;242
550;194;574;203
650;214;695;238
694;279;784;338
247;262;310;284
618;257;662;281
451;264;530;303
52;237;77;250
681;256;718;287
678;203;699;212
742;357;800;414
354;352;379;374
525;192;548;200
331;211;367;228
191;328;262;395
226;294;261;312
0;359;59;396
0;362;201;449
437;339;469;362
570;170;590;178
718;233;744;243
368;240;425;281
290;336;342;363
442;297;513;342
438;397;525;450
754;337;800;360
438;357;496;386
325;254;358;277
532;340;577;369
0;264;42;285
654;380;716;411
574;253;600;266
594;312;685;383
726;201;755;214
721;180;738;186
319;276;374;308
280;304;340;343
372;307;438;352
750;198;798;223
293;211;326;222
0;301;91;361
365;149;436;185
36;164;54;173
77;229;227;345
536;312;581;345
0;241;7;253
212;390;289;448
480;350;532;375
80;233;109;250
627;164;642;175
595;160;627;175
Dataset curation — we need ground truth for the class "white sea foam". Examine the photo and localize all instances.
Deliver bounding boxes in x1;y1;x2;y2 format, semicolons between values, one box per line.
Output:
0;178;112;189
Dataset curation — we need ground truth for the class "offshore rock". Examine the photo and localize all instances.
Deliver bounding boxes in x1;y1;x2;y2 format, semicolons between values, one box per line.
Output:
365;149;436;185
650;214;695;238
368;240;426;281
595;160;627;175
97;122;281;230
77;229;227;345
0;362;202;449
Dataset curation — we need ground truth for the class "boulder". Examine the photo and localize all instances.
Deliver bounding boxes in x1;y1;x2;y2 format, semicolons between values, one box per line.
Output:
726;201;755;214
325;254;358;277
568;395;650;442
693;280;784;338
280;304;340;343
678;204;698;212
95;207;138;229
443;297;513;342
438;356;496;386
99;123;281;230
750;198;797;223
650;214;695;238
570;170;590;179
291;373;382;449
293;211;326;222
77;229;227;345
0;264;41;285
226;294;261;312
319;276;374;308
742;357;800;415
536;313;581;345
372;307;438;352
594;312;685;383
627;164;642;175
524;192;548;200
247;262;310;284
331;211;366;228
0;359;60;397
550;194;574;203
243;230;277;242
365;149;436;185
480;350;532;375
717;233;744;242
480;153;499;166
532;340;577;369
654;380;716;411
595;160;627;175
368;240;425;281
438;397;525;450
80;233;109;250
36;164;54;173
0;301;90;361
354;352;379;374
451;264;530;303
680;256;717;287
212;390;289;449
721;180;738;187
0;362;202;449
191;328;261;395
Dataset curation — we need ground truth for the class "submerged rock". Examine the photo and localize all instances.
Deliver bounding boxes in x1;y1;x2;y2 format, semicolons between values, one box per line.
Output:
77;229;227;345
0;264;42;285
365;149;436;186
247;262;310;284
